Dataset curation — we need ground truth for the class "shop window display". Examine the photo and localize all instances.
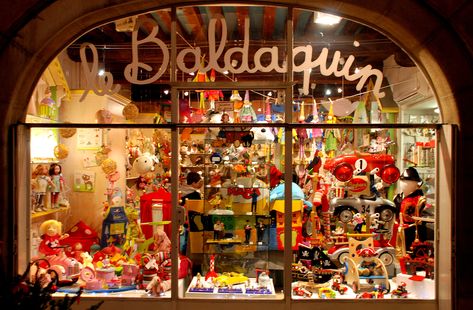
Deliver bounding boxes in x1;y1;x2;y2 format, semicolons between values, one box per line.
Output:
21;4;440;302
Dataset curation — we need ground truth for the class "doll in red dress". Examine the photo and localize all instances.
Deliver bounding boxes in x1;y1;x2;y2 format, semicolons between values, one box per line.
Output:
38;219;69;256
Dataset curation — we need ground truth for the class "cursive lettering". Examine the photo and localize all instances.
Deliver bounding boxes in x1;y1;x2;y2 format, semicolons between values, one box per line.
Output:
80;17;385;101
79;43;121;102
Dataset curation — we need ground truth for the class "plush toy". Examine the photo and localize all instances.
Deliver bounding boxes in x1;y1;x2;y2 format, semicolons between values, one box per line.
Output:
38;219;69;256
133;153;158;176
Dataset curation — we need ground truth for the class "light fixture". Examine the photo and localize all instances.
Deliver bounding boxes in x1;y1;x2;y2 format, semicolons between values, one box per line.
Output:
434;107;440;114
325;89;332;96
98;69;105;76
337;87;342;94
353;40;360;47
231;59;238;67
354;67;361;74
223;70;229;75
267;91;273;97
164;89;169;95
184;91;189;97
189;72;195;76
314;12;342;25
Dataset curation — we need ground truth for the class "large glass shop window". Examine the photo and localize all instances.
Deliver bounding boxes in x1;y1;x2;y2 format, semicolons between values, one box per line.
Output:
23;3;440;302
290;126;436;300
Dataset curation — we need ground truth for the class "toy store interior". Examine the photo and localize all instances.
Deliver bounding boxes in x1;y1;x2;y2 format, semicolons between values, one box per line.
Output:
23;5;439;301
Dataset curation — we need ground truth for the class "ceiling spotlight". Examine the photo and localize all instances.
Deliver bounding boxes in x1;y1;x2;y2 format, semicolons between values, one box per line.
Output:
184;91;189;97
337;87;343;93
98;69;105;76
223;70;229;75
164;89;169;95
354;67;361;74
325;89;332;96
314;12;342;25
353;40;360;47
267;91;273;97
189;72;195;76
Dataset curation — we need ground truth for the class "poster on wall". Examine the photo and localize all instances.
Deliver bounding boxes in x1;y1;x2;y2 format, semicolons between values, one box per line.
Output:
77;128;102;150
73;170;96;192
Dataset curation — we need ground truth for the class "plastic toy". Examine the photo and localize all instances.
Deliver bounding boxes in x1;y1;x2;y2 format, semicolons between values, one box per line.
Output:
391;282;409;298
213;272;249;288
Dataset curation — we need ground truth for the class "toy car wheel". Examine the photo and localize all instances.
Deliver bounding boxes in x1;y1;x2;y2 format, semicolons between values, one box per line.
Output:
378;207;394;222
338;209;354;223
338;252;350;265
378;251;394;266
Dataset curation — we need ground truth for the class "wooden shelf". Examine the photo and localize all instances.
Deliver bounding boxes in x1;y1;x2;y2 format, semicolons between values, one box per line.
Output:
32;206;70;220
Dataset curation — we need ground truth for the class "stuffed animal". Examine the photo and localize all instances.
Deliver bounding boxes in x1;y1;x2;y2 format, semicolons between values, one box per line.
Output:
133;153;159;176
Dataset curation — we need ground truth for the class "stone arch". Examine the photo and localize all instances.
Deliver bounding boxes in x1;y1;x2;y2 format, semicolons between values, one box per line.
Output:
1;1;469;308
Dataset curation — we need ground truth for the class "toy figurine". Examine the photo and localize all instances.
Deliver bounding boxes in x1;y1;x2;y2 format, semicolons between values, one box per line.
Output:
250;189;259;214
49;163;64;209
38;219;69;256
256;219;266;244
391;282;409;298
32;164;55;211
357;247;383;277
394;167;426;252
244;220;252;244
351;213;365;233
213;220;224;240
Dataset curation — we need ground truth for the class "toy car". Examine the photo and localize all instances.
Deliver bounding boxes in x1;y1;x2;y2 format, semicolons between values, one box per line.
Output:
213;272;249;287
292;286;313;297
323;152;400;184
327;236;396;267
329;195;397;224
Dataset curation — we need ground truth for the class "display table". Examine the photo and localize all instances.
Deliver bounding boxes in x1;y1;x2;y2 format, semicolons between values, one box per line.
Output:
186;276;277;299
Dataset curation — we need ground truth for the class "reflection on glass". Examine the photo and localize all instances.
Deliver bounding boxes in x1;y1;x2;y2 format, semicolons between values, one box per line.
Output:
291;127;435;300
180;125;284;299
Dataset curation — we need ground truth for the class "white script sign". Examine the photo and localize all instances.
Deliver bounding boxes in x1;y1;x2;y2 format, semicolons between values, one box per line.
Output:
79;16;384;102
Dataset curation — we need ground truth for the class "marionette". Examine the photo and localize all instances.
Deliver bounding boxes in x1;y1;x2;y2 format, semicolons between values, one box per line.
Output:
240;91;257;123
49;163;64;209
394;167;426;252
38;219;69;256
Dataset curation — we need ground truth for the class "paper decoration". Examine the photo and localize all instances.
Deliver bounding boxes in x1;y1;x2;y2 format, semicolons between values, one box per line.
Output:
73;170;96;192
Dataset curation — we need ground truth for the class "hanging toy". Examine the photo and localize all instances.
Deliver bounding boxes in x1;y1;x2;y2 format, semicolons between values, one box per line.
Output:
193;57;210;113
205;69;224;111
240;90;257;123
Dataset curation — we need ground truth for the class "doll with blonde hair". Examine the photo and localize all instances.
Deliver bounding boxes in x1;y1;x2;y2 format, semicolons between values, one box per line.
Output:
38;219;69;256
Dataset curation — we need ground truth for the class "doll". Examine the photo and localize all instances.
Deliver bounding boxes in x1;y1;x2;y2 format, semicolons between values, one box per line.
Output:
32;164;54;211
49;163;64;209
38;219;69;256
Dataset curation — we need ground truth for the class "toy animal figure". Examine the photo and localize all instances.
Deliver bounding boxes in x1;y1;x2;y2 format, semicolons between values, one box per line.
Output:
38;219;69;256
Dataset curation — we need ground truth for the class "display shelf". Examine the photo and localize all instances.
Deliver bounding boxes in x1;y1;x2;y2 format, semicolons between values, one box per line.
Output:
31;206;70;220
